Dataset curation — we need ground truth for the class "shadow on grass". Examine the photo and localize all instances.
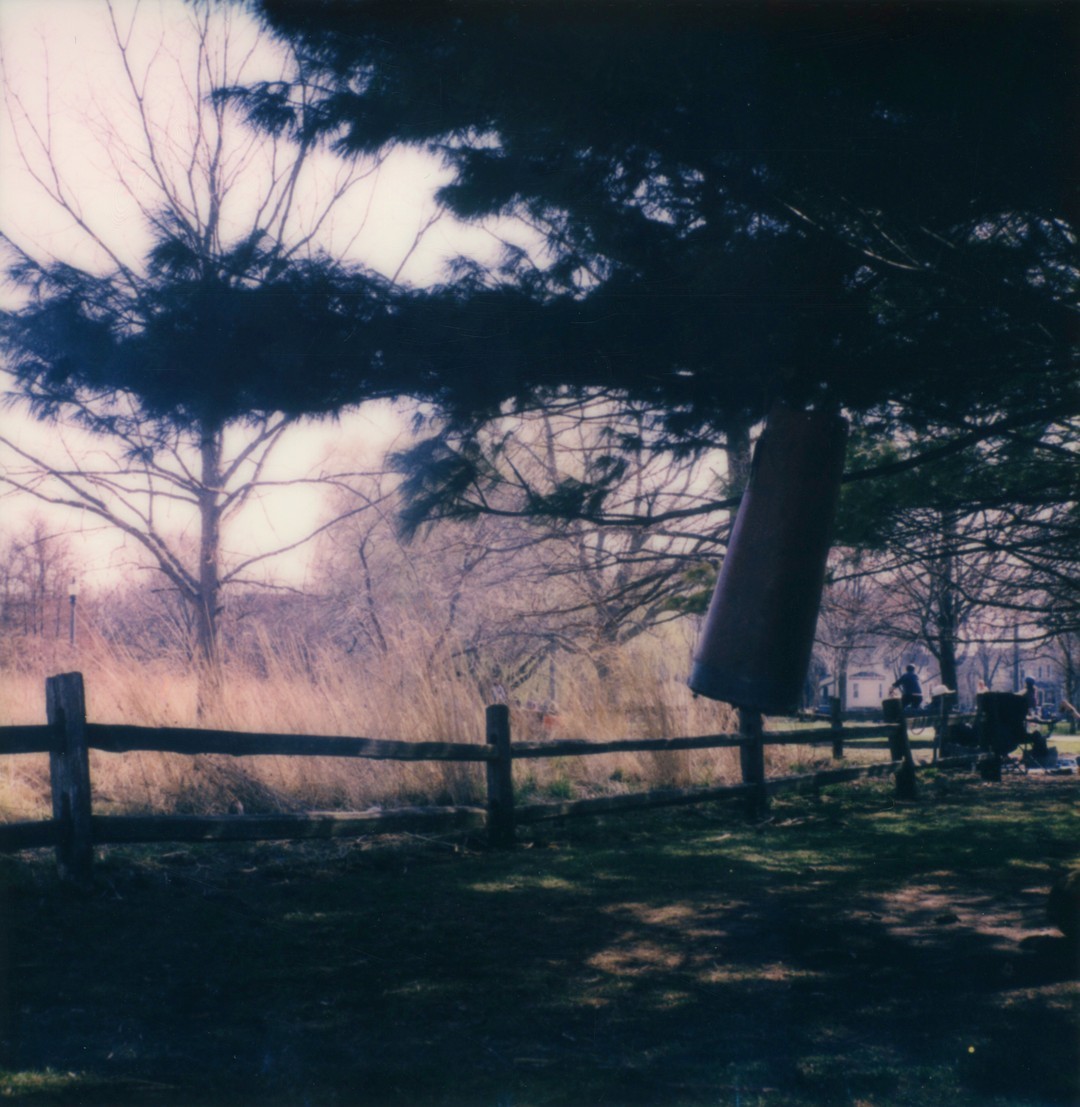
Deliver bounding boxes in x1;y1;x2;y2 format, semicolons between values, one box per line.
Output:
1;776;1077;1106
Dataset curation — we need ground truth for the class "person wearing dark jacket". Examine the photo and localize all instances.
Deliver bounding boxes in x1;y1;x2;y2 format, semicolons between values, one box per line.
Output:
891;665;922;710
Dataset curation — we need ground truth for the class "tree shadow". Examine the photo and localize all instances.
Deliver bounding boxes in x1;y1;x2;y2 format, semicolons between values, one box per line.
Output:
2;779;1077;1105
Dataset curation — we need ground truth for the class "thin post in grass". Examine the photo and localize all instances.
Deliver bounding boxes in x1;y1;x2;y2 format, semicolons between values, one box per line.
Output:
932;694;951;763
46;672;93;888
830;696;844;759
738;707;768;818
882;698;917;800
485;704;515;847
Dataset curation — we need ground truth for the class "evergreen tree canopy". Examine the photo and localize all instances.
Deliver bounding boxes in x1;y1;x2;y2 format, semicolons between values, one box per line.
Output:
1;242;402;441
251;0;1078;445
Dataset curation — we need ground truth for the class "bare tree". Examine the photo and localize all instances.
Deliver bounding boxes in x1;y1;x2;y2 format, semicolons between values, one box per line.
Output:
815;566;889;708
0;515;74;639
0;2;435;678
312;466;560;695
484;403;727;679
829;503;1037;696
1050;632;1079;714
311;402;731;701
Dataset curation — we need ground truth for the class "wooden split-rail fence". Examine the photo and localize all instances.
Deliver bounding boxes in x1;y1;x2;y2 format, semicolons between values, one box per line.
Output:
0;672;988;887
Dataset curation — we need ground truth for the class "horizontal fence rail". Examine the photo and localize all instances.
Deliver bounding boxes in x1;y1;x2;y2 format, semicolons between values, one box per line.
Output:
0;725;52;755
0;672;996;885
84;723;496;762
513;731;937;757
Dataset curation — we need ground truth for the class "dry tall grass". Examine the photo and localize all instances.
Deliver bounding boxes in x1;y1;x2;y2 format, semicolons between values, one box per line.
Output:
0;624;752;820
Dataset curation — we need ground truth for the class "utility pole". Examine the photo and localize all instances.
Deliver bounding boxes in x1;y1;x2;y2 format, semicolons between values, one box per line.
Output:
68;578;78;646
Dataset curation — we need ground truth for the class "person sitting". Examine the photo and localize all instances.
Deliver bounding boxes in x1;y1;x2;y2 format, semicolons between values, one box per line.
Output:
1015;680;1054;759
891;665;923;710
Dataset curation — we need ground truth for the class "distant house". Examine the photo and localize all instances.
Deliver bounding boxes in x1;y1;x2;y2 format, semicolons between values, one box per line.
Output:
816;646;1070;717
818;669;891;713
954;645;1067;711
847;670;888;709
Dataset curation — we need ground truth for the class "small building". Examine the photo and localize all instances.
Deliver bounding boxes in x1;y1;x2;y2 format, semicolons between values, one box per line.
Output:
818;669;891;714
848;670;888;709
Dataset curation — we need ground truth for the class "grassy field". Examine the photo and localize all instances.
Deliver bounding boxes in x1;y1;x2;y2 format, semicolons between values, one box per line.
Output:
1;774;1077;1107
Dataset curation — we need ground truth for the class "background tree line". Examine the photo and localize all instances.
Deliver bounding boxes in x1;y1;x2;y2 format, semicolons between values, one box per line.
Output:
4;406;1076;714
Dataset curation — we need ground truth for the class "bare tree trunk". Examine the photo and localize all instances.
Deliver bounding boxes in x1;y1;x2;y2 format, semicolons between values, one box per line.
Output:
934;519;961;692
1056;633;1077;731
936;607;960;691
195;426;224;712
723;416;753;500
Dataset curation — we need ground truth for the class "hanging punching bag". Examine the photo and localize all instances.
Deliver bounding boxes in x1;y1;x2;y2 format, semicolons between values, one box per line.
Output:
689;406;848;714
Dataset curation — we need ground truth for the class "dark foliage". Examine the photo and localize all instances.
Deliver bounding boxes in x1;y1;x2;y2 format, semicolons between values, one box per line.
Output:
0;239;412;441
252;0;1078;440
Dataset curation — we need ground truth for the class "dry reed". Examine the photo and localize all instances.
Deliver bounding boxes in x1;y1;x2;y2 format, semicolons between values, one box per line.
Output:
0;623;757;820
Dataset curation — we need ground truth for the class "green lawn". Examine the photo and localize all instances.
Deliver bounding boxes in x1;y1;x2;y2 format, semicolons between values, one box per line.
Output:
1;774;1077;1106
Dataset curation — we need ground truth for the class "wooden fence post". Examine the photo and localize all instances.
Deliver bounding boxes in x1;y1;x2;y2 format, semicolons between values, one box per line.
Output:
829;696;844;760
932;695;951;763
882;698;917;800
485;704;515;848
46;672;93;888
738;707;769;818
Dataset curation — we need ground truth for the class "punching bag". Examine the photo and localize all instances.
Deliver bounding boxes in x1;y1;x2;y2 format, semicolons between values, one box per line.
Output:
689;406;848;714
